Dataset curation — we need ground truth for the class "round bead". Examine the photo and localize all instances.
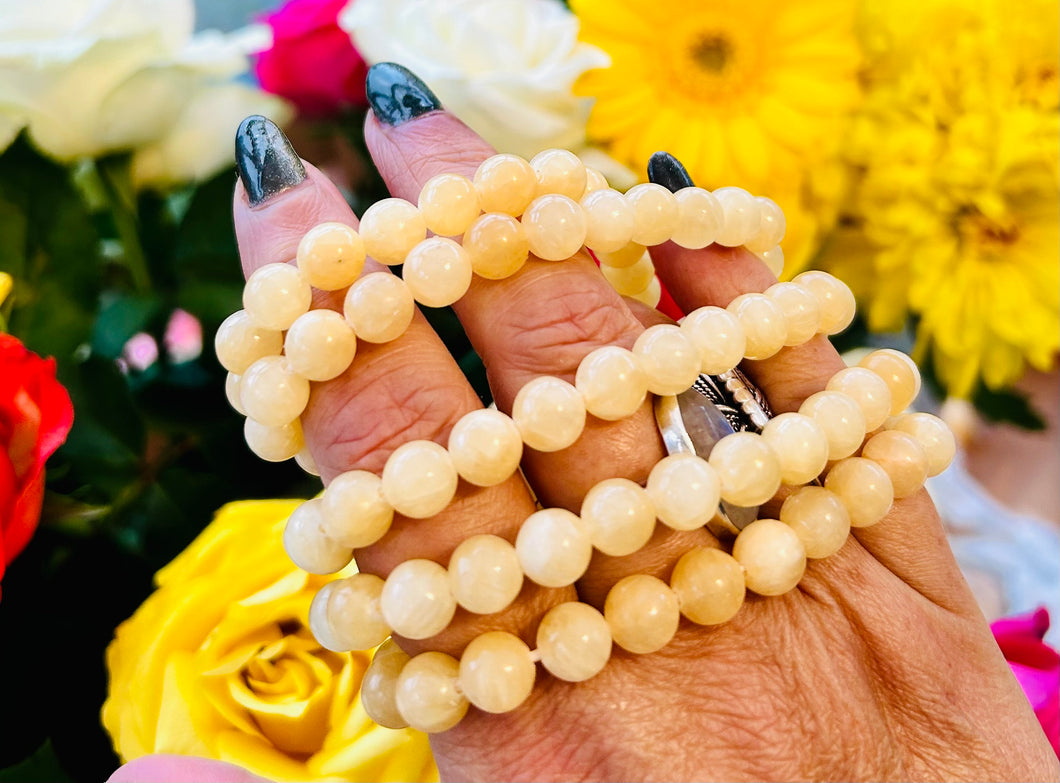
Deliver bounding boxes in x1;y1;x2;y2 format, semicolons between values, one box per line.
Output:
515;508;592;587
458;631;536;713
824;457;894;528
214;310;283;374
732;518;806;596
380;440;458;519
243;263;312;331
447;408;524;487
596;241;646;269
320;470;394;548
418;173;481;237
284;308;357;382
395;651;468;733
463;212;530;280
323;572;391;651
708;432;782;508
764;282;821;347
402;236;473;308
671;187;722;249
889;412;956;476
791;270;856;335
296;222;366;290
380;558;457;640
295;447;319;476
522;193;587;261
473;154;536;216
574;345;648;421
244;416;303;462
756;245;785;277
240;355;310;427
632;324;701;395
826;366;893;432
283;498;353;574
600;253;655;296
670;547;746;625
861;430;929;498
626;183;679;246
308;581;345;652
225;372;246;415
580;477;656;557
360;638;411;729
536;602;612;682
759;412;829;486
448;534;523;615
712;186;762;247
744;196;786;253
604;574;680;654
630;275;662;307
511;376;586;452
726;292;788;361
343;272;415;343
857;349;921;414
582;166;609;195
359;197;426;266
580;188;635;253
799;390;868;461
646;453;722;531
779;485;851;559
530;148;587;200
680;306;747;374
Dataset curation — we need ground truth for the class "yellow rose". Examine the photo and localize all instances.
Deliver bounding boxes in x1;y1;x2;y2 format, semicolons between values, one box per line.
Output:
102;500;437;783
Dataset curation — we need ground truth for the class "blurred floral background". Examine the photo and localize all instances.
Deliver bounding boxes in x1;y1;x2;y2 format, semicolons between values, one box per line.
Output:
0;0;1056;780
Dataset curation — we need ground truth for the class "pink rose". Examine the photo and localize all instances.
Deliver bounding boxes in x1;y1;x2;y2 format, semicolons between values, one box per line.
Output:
254;0;368;117
992;608;1060;756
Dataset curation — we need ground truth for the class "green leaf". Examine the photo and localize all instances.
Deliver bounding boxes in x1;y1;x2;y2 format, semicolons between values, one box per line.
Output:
0;740;74;783
971;384;1047;430
91;293;162;359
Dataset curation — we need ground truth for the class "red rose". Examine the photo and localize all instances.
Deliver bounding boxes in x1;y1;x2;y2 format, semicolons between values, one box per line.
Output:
0;334;74;598
254;0;369;117
992;608;1060;757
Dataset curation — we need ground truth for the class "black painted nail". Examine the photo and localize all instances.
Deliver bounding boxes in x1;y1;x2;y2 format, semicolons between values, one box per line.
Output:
235;115;306;206
365;62;443;126
647;151;693;192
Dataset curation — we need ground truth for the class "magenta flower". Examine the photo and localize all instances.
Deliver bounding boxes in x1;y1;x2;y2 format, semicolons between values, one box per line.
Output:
992;608;1060;756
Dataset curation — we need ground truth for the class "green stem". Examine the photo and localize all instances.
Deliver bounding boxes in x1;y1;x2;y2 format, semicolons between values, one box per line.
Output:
96;157;151;294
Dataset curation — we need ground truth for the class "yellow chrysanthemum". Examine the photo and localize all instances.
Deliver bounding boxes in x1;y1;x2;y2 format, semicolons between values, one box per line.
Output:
571;0;862;272
820;0;1059;397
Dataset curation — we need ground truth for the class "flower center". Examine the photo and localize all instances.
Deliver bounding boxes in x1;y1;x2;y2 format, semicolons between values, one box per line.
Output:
691;34;733;74
664;23;761;108
961;208;1020;252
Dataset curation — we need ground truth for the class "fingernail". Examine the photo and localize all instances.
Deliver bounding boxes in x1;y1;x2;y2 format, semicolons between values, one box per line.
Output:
647;151;693;192
235;115;306;206
365;62;443;126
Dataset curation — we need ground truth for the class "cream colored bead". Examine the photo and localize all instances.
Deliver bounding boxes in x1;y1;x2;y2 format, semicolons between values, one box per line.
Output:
826;366;893;432
779;485;851;559
530;148;587;200
889;412;956;476
395;651;468;733
463;212;530;280
574;345;648;421
215;310;283;374
403;237;473;308
626;183;679;246
760;412;830;486
458;631;536;713
511;376;586;452
791;270;856;335
359;197;426;266
670;546;746;625
324;572;391;651
857;349;921;414
600;253;655;296
646;453;722;531
380;440;458;519
244;416;303;462
522;193;587;261
861;430;928;498
755;245;785;277
308;581;344;651
680;306;747;374
448;534;523;614
320;469;394;548
284;309;357;382
418;173;481;237
240;355;310;427
474;154;537;216
536;602;612;682
295;447;319;476
799;390;867;461
764;282;820;347
744;196;786;253
582;166;609;195
343;272;415;343
380;558;457;640
596;242;646;269
447;408;523;487
581;188;635;253
824;457;894;528
708;432;782;508
360;638;411;729
225;372;246;415
633;324;701;395
283;498;353;574
604;574;680;654
726;292;788;360
672;187;722;249
732;518;806;596
630;275;662;308
713;186;762;247
296;221;366;291
243;263;312;331
515;508;592;587
581;477;656;557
